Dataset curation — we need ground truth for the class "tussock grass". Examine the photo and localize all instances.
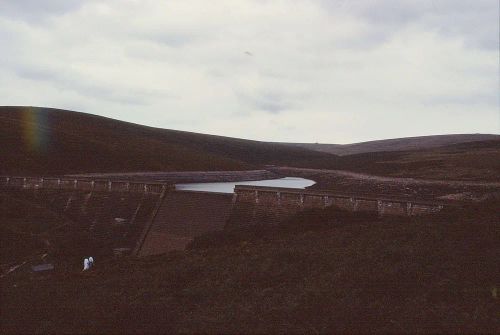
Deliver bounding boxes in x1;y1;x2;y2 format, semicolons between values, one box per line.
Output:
2;200;499;333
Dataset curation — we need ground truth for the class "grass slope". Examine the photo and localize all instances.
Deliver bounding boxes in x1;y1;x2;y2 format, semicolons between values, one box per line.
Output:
288;134;500;156
2;202;499;334
0;106;339;175
2;106;498;181
330;140;500;181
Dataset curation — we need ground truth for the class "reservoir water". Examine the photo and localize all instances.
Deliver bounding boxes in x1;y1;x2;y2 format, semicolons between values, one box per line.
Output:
175;177;315;194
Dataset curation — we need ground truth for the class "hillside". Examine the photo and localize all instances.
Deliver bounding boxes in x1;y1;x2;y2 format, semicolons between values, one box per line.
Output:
271;139;500;183
287;134;499;156
0;106;339;175
329;140;500;181
2;202;499;334
2;106;498;181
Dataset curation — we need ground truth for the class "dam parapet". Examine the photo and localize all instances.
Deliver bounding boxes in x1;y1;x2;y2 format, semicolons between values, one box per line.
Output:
65;170;278;184
229;185;451;227
0;176;172;194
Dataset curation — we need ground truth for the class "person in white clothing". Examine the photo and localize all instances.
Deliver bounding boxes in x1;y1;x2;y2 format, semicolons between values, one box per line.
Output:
83;258;90;271
88;257;94;268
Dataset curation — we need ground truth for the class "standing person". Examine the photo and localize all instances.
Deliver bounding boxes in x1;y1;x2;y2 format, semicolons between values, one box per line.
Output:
89;257;94;268
83;258;89;271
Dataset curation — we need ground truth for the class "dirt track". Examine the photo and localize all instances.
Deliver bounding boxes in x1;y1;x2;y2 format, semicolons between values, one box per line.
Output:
273;167;500;201
279;167;500;187
67;170;278;183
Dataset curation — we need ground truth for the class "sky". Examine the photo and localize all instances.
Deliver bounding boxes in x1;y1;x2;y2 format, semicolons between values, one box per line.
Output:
0;0;498;143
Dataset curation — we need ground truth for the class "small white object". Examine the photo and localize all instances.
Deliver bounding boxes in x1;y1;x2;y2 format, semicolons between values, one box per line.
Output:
83;258;90;271
89;257;94;268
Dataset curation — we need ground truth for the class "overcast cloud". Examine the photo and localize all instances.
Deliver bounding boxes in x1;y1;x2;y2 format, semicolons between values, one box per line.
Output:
0;0;498;143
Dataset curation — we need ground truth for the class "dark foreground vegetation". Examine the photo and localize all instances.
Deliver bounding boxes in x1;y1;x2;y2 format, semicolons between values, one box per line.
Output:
2;200;499;334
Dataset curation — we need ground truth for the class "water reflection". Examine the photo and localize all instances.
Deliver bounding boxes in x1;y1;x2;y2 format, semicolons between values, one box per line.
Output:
175;177;315;193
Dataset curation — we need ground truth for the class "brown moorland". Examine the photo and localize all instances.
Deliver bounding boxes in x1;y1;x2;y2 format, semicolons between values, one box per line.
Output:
286;133;499;156
1;106;499;334
324;140;500;181
271;139;500;183
1;200;499;334
2;106;498;182
0;106;341;175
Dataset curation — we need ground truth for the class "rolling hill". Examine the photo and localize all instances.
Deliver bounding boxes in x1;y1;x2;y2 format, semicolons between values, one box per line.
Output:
0;106;339;175
286;134;499;156
324;139;500;181
1;106;498;181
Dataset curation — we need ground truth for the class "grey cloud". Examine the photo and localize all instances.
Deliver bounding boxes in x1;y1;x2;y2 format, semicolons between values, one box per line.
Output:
0;0;84;22
147;32;198;47
236;92;292;114
318;0;431;24
254;99;289;114
14;64;149;106
128;28;200;48
421;92;499;108
317;0;498;50
331;28;390;50
16;66;54;82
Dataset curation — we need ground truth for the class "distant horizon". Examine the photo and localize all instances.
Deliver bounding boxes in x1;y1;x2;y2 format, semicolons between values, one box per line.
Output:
2;105;498;145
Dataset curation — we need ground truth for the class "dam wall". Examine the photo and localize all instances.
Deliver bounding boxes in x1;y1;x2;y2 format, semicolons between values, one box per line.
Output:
2;175;452;258
229;185;448;226
137;191;234;256
0;176;170;257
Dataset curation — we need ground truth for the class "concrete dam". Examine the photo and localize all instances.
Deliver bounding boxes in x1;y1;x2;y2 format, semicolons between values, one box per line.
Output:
1;175;450;257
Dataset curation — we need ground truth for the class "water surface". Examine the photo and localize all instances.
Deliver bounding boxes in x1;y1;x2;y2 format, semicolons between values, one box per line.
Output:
175;177;315;193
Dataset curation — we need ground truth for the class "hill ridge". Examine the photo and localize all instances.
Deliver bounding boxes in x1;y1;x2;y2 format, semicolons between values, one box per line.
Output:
0;106;339;175
281;133;499;156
